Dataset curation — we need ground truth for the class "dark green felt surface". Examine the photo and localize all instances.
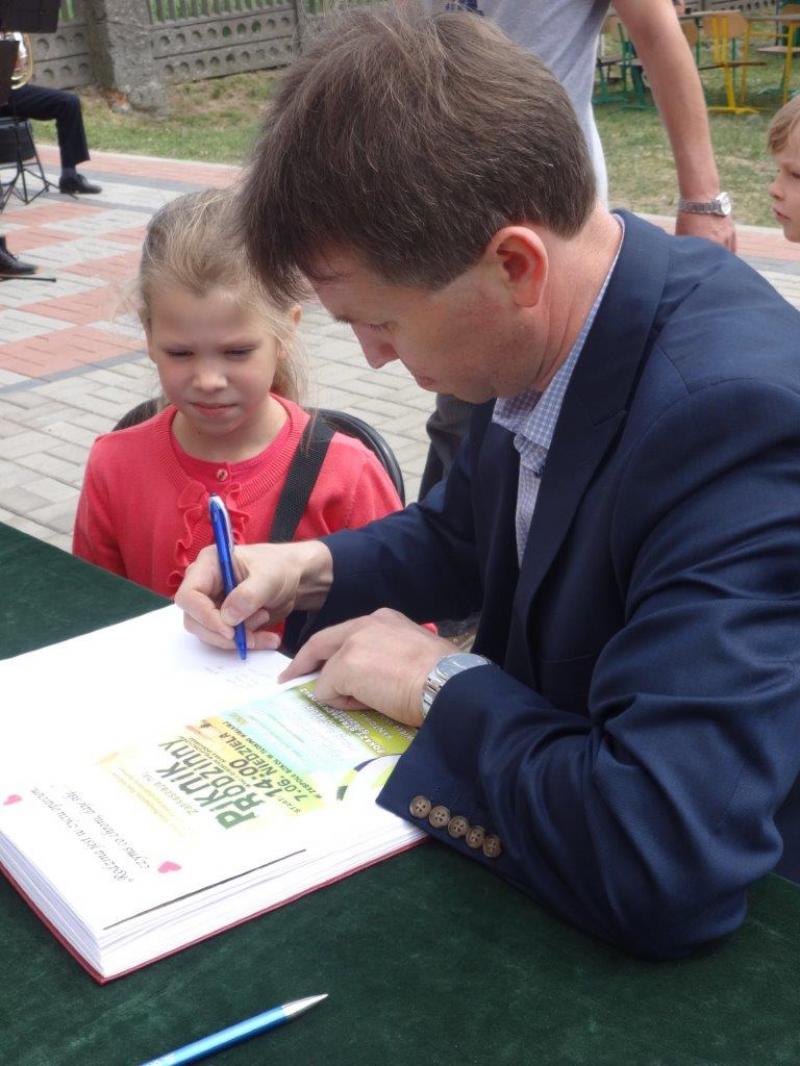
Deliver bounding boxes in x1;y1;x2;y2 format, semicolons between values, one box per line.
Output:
2;523;800;1066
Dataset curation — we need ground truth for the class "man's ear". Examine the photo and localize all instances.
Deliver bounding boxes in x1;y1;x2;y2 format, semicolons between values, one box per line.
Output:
484;226;548;308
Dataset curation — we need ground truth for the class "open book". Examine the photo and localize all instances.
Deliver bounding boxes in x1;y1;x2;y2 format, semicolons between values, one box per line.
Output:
0;607;423;982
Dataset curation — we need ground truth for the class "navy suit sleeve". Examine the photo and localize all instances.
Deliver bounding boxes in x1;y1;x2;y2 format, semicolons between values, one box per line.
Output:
379;376;800;959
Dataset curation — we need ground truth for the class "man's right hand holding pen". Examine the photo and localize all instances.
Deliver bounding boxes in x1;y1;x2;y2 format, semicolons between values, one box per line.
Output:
176;537;464;730
176;540;334;654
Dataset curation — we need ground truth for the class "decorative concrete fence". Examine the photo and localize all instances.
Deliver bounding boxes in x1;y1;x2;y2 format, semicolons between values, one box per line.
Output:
28;0;783;93
29;0;304;90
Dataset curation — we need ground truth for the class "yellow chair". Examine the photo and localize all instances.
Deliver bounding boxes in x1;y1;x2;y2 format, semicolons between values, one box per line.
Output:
755;3;800;105
700;10;764;115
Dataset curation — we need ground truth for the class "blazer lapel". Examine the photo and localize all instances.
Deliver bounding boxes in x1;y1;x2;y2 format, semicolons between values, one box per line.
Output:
506;213;672;669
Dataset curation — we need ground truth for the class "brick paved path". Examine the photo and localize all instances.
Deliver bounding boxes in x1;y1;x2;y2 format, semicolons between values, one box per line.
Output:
2;144;800;553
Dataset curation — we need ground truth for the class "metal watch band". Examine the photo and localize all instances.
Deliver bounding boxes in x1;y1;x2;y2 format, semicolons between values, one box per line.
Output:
421;653;491;721
677;191;732;217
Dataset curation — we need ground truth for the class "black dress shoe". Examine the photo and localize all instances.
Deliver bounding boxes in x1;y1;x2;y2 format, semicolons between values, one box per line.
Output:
59;173;103;195
0;243;36;276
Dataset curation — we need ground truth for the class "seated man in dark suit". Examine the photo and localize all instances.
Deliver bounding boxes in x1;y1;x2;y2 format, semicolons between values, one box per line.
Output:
176;3;800;960
3;81;102;195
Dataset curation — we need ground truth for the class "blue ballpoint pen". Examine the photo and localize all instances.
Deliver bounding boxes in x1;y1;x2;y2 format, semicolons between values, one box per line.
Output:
208;493;247;661
139;994;328;1066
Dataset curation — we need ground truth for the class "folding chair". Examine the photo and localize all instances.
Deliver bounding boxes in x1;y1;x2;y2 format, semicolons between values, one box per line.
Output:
755;3;800;105
0;115;54;208
699;11;764;115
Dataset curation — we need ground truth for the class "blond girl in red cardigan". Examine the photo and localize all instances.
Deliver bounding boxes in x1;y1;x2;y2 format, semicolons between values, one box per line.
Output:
73;189;402;598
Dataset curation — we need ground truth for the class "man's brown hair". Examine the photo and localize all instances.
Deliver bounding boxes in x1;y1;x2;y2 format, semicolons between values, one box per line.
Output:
239;1;595;300
768;94;800;154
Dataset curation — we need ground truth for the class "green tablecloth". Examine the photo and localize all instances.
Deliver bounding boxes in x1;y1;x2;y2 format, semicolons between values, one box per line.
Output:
2;524;799;1066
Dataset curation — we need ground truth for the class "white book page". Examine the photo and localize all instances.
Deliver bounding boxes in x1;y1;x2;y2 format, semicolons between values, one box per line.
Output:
0;605;291;780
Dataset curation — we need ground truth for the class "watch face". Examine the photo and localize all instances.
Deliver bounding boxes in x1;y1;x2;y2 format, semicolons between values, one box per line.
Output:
717;192;732;216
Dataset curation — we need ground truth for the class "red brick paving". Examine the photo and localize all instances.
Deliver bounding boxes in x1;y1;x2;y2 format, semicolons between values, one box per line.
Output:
3;150;799;387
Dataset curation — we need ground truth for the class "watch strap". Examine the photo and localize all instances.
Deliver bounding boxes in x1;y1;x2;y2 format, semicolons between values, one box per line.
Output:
421;653;490;720
677;192;731;216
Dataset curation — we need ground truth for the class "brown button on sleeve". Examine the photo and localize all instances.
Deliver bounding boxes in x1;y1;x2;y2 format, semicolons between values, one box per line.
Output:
428;804;451;829
482;834;502;859
409;795;432;819
447;814;469;838
465;825;486;849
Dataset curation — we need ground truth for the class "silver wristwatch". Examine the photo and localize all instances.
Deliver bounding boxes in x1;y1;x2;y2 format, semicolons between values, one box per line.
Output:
677;191;732;217
421;652;490;720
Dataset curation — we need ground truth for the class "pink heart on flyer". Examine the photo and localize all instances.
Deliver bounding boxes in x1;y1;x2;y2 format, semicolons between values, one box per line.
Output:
158;861;181;874
3;795;22;806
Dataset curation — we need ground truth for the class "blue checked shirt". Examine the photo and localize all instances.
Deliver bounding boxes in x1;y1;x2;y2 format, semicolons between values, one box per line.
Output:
493;218;624;564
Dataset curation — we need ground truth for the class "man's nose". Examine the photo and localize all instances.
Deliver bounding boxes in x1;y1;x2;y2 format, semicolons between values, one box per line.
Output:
359;336;399;370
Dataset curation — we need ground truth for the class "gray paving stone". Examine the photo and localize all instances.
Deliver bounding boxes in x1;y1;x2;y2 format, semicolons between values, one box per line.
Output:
16;452;84;484
0;485;53;514
46;440;90;465
27;498;79;535
16;406;81;431
0;430;58;460
46;209;147;236
0;369;30;387
22;236;138;269
0;308;73;341
0;459;40;490
42;421;103;448
0;275;104;310
27;379;97;401
88;384;148;405
61;394;132;420
0;418;22;438
44;531;73;552
0;508;59;541
70;411;117;434
25;476;81;504
0;390;59;410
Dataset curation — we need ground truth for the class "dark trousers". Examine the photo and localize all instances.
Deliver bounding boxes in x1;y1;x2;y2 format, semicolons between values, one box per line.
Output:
1;84;89;170
419;392;474;498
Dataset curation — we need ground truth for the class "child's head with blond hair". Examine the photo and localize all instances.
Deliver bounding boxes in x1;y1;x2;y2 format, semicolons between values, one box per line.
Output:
136;188;304;461
767;96;800;243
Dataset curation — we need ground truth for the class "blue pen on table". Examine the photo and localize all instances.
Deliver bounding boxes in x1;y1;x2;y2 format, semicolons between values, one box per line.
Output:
138;994;328;1066
208;493;247;661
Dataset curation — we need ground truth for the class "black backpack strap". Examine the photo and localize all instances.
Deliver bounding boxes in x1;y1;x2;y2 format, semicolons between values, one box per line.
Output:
268;415;335;543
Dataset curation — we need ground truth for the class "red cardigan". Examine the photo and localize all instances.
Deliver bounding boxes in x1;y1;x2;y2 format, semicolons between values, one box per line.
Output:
73;398;402;598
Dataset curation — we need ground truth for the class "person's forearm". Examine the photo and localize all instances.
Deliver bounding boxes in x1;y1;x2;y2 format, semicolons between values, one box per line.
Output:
618;0;721;200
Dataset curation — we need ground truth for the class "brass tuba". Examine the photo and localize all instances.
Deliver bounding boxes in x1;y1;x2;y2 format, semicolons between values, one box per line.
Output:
2;31;34;90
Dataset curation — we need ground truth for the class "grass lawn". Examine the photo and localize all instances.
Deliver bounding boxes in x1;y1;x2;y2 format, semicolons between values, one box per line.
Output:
596;55;789;228
32;53;792;228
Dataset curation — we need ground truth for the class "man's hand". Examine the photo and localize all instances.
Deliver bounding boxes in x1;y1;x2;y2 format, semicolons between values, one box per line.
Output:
174;540;333;652
675;211;737;252
280;608;457;727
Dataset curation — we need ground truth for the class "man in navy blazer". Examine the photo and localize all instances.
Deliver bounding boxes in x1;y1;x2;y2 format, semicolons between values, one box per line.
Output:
175;4;800;958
